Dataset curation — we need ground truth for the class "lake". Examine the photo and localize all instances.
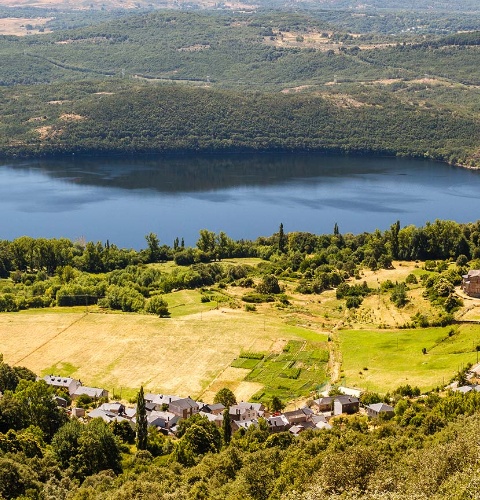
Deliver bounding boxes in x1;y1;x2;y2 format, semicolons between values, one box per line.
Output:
2;152;480;249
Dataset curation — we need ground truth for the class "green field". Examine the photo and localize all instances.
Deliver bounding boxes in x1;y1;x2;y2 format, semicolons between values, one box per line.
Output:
231;339;329;402
340;324;480;392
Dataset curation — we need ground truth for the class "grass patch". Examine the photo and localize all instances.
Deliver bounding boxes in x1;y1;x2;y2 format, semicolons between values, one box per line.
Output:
235;339;329;403
40;361;79;378
163;289;215;318
340;325;480;393
231;358;260;369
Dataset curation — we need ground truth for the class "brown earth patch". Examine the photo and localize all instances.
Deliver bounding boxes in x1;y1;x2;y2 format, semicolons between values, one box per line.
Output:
0;17;52;36
60;113;85;121
281;85;313;94
322;93;372;108
35;125;54;139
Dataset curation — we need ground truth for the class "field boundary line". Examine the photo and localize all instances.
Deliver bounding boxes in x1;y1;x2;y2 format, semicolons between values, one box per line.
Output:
14;313;87;365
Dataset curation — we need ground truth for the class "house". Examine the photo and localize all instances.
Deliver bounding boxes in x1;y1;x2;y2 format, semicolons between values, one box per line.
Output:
147;410;180;430
267;414;290;432
54;396;68;408
145;393;182;411
199;411;223;428
201;403;225;415
232;418;259;432
288;422;316;436
311;414;332;430
462;270;480;297
312;397;334;413
283;408;311;426
333;396;359;416
97;402;126;415
366;403;395;419
169;397;199;419
87;407;129;423
71;407;85;418
43;375;81;396
229;402;265;422
452;384;480;394
72;386;108;400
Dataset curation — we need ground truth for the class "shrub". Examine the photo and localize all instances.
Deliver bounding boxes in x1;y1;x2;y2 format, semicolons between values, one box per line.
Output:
145;295;169;317
346;296;363;309
256;275;281;294
405;273;418;284
242;293;274;303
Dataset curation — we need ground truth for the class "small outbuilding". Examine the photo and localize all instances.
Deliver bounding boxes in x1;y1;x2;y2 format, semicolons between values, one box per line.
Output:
366;403;394;419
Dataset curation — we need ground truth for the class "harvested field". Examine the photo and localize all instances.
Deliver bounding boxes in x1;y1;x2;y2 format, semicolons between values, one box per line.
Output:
0;307;297;401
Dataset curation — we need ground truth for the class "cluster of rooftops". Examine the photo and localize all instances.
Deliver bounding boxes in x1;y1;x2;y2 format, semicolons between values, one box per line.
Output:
42;376;396;436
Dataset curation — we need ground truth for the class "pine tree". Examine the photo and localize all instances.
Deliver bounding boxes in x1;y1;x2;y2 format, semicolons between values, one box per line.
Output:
136;386;148;450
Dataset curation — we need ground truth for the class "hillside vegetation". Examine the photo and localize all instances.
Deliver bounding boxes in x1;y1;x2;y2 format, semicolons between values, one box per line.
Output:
0;9;479;165
1;222;480;498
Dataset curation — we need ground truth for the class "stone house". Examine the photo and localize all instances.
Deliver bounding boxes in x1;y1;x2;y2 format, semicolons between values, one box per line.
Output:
333;396;360;416
462;270;480;297
169;397;199;419
365;403;394;419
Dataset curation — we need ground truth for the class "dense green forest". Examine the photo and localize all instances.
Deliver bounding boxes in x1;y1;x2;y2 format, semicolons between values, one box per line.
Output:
0;218;476;319
1;352;480;499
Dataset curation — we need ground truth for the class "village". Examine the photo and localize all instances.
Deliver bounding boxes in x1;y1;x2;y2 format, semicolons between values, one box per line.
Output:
41;368;480;440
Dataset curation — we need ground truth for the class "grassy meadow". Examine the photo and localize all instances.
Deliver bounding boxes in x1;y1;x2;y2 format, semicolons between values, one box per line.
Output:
339;325;480;393
1;257;480;401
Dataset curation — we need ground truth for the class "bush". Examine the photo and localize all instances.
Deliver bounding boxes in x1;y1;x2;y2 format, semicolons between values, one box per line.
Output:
256;275;281;294
145;295;169;317
405;273;418;284
242;293;274;303
346;296;363;309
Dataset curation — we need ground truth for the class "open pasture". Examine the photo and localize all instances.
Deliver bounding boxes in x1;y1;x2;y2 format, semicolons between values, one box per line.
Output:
340;324;480;393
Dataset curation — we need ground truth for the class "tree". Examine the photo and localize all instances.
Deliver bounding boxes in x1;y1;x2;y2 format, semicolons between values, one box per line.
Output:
145;295;170;317
197;229;216;255
256;275;281;295
391;282;408;307
136;386;148;451
145;233;161;263
214;387;237;408
278;223;286;254
183;422;221;456
270;396;285;413
52;419;122;480
14;380;67;440
390;220;400;259
223;408;231;446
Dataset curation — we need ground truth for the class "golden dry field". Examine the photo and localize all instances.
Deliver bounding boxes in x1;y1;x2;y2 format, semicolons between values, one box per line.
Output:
0;306;299;401
0;17;52;36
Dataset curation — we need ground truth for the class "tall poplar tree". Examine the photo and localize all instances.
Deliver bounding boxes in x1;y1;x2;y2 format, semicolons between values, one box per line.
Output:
278;223;286;254
136;386;148;451
222;408;231;446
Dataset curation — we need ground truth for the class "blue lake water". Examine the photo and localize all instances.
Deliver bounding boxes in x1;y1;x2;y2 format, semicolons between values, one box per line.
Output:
2;152;480;249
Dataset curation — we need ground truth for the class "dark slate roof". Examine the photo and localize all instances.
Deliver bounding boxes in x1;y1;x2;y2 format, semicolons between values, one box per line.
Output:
334;396;359;404
367;403;394;413
169;397;198;410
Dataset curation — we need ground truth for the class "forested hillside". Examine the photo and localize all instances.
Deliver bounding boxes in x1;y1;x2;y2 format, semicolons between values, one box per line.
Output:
0;8;479;165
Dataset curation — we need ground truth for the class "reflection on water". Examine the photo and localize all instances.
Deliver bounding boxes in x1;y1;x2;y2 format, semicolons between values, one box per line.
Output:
1;152;480;248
